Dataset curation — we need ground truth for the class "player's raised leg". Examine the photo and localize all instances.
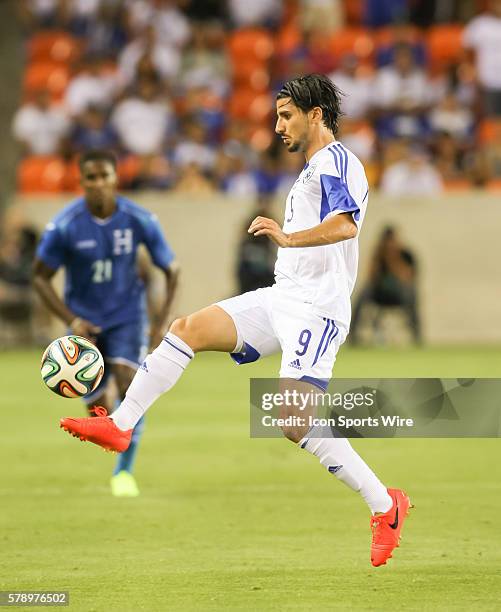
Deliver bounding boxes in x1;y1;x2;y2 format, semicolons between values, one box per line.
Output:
60;305;238;450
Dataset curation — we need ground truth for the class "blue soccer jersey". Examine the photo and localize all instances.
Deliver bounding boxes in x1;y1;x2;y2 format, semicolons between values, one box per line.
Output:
36;195;174;329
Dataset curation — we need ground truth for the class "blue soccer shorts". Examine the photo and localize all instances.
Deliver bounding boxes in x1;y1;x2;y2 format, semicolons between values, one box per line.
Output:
85;318;148;402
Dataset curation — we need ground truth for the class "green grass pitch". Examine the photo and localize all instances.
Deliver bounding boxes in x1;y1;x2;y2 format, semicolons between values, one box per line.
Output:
1;346;500;611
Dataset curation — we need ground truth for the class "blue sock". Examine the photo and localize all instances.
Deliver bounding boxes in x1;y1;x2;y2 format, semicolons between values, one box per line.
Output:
113;416;145;475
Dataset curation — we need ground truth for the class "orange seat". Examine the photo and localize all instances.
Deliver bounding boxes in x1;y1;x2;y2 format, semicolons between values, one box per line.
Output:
276;22;302;56
17;156;67;193
486;179;501;192
233;63;270;91
228;28;274;64
427;24;465;69
228;89;273;121
23;61;70;100
344;0;364;25
479;119;501;144
330;28;374;62
373;25;423;49
27;31;82;64
443;178;471;191
118;156;142;187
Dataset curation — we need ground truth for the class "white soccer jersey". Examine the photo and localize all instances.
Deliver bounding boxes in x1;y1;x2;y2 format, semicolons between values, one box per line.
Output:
274;140;369;329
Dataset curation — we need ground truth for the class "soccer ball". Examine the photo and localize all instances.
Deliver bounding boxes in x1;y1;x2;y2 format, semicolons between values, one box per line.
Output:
41;335;104;398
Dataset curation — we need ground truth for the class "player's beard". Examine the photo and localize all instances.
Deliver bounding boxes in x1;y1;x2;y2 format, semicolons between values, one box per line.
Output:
286;130;308;153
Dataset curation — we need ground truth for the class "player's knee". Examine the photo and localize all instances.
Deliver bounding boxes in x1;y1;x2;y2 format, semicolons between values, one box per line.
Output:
170;316;203;351
280;423;308;444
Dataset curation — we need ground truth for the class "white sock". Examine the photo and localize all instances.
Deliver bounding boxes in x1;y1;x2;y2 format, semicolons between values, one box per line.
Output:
299;428;392;514
111;333;194;431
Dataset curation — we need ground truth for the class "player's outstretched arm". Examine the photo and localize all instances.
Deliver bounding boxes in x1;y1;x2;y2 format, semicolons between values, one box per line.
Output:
32;259;101;340
149;261;180;348
248;213;357;248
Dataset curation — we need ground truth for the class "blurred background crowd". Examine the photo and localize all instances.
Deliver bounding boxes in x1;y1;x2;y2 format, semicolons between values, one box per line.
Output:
12;0;501;197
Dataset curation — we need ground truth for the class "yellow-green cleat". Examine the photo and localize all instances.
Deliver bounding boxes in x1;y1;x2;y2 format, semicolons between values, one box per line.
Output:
110;471;140;497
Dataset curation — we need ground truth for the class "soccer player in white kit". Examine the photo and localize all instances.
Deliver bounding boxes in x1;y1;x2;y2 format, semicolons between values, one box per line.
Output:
61;74;411;566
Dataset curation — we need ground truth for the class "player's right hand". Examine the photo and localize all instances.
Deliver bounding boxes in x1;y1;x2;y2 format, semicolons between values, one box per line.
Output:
69;317;102;342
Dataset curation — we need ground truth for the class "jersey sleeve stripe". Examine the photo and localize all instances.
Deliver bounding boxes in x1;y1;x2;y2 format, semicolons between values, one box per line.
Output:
329;146;342;179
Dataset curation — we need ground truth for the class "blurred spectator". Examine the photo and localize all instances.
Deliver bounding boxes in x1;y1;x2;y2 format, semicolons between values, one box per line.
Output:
12;89;70;156
64;55;117;118
299;0;344;33
372;43;434;140
18;0;63;31
69;104;119;153
173;162;215;193
84;1;128;57
173;116;216;173
381;145;444;195
222;120;259;168
0;223;38;346
180;22;229;98
182;86;226;144
128;154;173;190
292;27;338;75
431;132;466;182
236;205;277;294
118;24;181;87
365;0;407;28
216;152;259;196
228;0;282;28
111;76;173;156
337;117;376;163
351;226;421;344
329;55;373;119
154;0;191;49
183;0;226;22
62;0;102;37
375;24;427;67
430;92;474;141
463;0;501;116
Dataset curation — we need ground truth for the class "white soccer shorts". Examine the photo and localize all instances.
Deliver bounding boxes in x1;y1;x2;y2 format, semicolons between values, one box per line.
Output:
216;286;347;390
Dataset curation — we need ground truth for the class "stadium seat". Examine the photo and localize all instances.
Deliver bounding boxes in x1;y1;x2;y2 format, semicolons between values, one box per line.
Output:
479;119;501;144
233;64;270;92
17;156;67;193
373;25;423;48
343;0;364;25
118;156;142;188
486;179;501;191
23;61;70;100
248;125;273;152
427;24;465;70
63;160;82;193
330;28;374;63
228;28;274;65
276;22;302;56
27;31;82;64
228;90;273;122
443;179;471;191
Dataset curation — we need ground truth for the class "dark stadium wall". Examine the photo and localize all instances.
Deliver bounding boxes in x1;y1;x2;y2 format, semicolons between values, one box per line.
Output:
0;0;23;213
11;192;501;345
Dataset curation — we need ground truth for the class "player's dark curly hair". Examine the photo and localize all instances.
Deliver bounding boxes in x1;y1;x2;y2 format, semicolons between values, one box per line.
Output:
78;149;117;171
277;74;343;135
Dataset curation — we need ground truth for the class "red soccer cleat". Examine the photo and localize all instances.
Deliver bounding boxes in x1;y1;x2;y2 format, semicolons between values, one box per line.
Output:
60;406;132;453
370;488;412;567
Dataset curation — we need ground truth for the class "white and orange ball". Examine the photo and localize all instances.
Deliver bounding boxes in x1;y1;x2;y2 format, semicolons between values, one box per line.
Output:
41;335;104;398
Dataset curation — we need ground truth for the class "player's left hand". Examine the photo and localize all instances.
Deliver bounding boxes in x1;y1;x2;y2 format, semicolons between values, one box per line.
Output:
248;217;291;248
